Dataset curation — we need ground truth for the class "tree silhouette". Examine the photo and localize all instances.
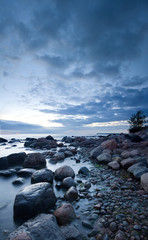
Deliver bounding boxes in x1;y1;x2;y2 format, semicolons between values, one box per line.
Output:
128;110;147;133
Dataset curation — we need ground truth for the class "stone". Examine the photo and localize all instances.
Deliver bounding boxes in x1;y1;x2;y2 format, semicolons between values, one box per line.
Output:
61;177;76;189
54;203;76;226
7;214;66;240
17;168;36;177
121;150;130;159
101;139;118;150
65;186;78;201
0;157;8;169
130;149;139;157
46;135;55;141
114;230;125;240
61;225;81;240
78;166;89;175
108;161;120;170
31;168;53;184
12;178;25;185
23;153;46;169
97;153;111;164
14;182;57;219
109;222;117;232
65;150;73;157
54;152;65;160
131;135;142;142
0;137;8;143
90;146;103;159
141;173;148;192
128;163;148;178
55;165;75;181
82;220;93;229
29;137;57;149
7;152;27;166
120;157;139;169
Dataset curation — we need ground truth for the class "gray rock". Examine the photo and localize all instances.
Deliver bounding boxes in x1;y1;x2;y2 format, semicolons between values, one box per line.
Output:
120;157;138;169
97;153;111;164
61;177;76;189
7;152;27;166
141;173;148;192
23;153;46;169
61;224;81;240
78;166;89;175
7;213;66;240
82;220;93;229
54;203;76;226
121;150;130;158
65;150;73;157
114;230;125;240
14;182;57;219
17;168;36;177
90;146;103;159
54;152;65;160
0;157;8;170
109;221;117;232
108;161;120;170
55;165;75;181
31;168;53;184
128;163;148;178
65;186;78;201
12;177;25;185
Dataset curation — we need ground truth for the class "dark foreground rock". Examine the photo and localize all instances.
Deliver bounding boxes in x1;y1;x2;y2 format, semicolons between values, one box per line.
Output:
31;168;53;184
7;152;27;166
0;157;8;169
23;153;46;169
14;182;57;220
0;137;7;143
55;165;75;181
7;213;66;240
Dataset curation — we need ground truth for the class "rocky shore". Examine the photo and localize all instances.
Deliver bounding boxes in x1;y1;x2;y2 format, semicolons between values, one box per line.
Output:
0;131;148;240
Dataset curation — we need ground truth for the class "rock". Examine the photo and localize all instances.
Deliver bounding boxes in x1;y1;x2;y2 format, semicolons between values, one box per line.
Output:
7;213;66;240
65;150;73;157
0;157;8;169
23;153;46;169
55;165;75;181
0;170;14;177
120;157;139;169
14;182;57;219
108;161;120;170
62;136;74;143
128;163;148;178
61;224;81;240
121;150;130;158
109;221;117;232
54;203;76;226
90;146;103;159
46;135;55;141
97;153;111;164
78;166;89;175
141;173;148;192
131;135;142;142
101;139;118;150
17;168;36;177
7;152;27;166
12;178;25;185
61;177;76;189
29;138;57;149
114;230;125;240
82;220;93;229
0;137;7;143
31;168;53;184
130;149;139;157
65;186;78;201
54;152;65;160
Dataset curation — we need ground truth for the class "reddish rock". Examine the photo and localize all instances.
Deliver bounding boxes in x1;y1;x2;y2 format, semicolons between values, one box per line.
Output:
65;186;78;201
54;203;76;226
101;139;118;150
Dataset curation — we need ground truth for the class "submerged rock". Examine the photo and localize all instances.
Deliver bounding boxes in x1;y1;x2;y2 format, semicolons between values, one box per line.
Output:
14;182;57;220
0;137;7;143
0;157;8;170
7;214;66;240
17;168;36;177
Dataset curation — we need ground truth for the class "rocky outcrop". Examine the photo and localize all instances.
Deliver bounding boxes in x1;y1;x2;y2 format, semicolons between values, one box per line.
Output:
14;182;57;220
23;153;46;169
55;165;75;181
7;214;66;240
24;137;57;149
54;203;76;226
31;168;53;184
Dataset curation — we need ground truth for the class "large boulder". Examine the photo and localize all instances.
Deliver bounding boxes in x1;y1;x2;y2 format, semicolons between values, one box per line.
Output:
101;139;118;150
55;165;75;181
61;225;81;240
0;137;7;143
54;203;76;226
23;153;46;169
141;173;148;192
97;152;111;164
90;146;103;159
0;157;8;169
31;168;53;184
54;152;65;160
7;152;27;166
121;157;147;169
25;137;57;149
61;177;76;189
7;214;66;240
14;182;57;220
65;186;79;201
78;166;89;175
128;163;148;178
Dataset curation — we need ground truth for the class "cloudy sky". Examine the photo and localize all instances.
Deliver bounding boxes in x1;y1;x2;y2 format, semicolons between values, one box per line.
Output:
0;0;148;136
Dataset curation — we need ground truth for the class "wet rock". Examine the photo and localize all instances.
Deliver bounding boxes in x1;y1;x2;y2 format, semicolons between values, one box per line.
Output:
78;166;89;175
7;152;27;166
17;168;36;177
141;173;148;192
0;157;8;170
121;150;130;159
54;152;65;160
0;169;15;177
7;214;66;240
46;135;55;141
101;139;118;150
97;153;111;164
29;137;57;149
108;161;120;170
31;168;53;184
65;150;73;157
130;149;139;157
62;136;74;143
128;163;148;178
114;230;125;240
61;177;76;189
61;224;81;240
65;186;78;201
54;203;76;226
82;220;93;229
90;146;103;159
12;177;25;185
23;153;46;169
131;135;142;142
120;157;139;169
0;137;8;143
14;182;57;220
55;165;75;181
109;221;117;232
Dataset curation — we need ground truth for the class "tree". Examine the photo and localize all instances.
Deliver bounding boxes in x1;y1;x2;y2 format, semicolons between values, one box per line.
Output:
128;110;147;133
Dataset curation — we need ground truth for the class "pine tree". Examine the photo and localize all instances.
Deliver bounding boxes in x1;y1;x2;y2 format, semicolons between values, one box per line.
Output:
128;110;147;133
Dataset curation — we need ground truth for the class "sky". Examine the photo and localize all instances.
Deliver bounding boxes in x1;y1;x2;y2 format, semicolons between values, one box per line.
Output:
0;0;148;136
